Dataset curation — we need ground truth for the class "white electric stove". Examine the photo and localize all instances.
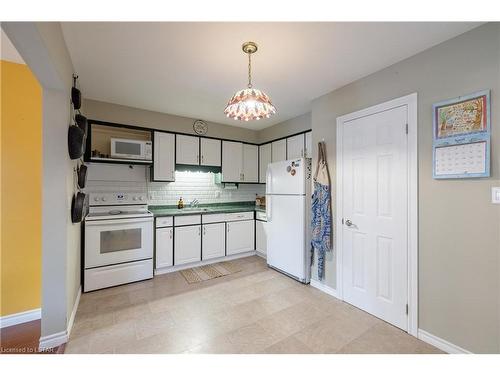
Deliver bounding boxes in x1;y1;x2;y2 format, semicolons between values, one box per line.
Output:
84;192;153;292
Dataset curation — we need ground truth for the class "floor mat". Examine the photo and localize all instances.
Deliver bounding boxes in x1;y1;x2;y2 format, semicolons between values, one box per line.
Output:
180;261;242;283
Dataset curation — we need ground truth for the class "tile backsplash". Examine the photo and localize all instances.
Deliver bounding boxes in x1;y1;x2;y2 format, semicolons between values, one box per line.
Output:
148;171;265;205
86;165;264;206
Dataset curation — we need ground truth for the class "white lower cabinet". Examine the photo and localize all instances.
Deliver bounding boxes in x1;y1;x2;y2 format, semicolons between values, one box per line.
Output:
202;223;226;260
174;225;201;265
156;227;174;268
226;220;255;255
255;220;267;256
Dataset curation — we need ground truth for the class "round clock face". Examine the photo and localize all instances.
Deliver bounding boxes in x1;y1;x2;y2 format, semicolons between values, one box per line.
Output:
193;120;208;135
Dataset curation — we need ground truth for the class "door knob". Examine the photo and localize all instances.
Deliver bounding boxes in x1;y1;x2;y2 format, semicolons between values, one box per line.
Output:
345;219;354;227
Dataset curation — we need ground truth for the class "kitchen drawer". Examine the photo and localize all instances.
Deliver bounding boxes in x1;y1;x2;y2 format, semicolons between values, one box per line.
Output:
156;216;173;228
174;214;201;226
225;211;254;222
84;259;153;292
255;211;267;221
202;213;227;224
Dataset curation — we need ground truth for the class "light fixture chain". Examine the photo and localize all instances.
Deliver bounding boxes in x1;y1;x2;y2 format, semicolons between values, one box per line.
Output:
247;52;252;89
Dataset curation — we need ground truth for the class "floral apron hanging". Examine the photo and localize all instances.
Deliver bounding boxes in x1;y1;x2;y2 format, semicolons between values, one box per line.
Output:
311;141;332;280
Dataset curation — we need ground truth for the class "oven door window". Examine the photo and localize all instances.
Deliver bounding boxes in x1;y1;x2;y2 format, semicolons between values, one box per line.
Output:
100;228;141;253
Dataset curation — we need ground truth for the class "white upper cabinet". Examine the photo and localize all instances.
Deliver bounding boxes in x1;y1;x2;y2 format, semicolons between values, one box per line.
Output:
286;134;305;159
259;143;271;183
272;139;287;162
242;144;258;183
200;138;221;167
222;141;243;182
304;131;312;158
176;134;200;165
153;131;175;181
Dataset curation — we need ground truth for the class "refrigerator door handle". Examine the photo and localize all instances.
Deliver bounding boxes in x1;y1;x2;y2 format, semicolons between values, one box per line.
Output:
266;166;272;194
266;195;272;222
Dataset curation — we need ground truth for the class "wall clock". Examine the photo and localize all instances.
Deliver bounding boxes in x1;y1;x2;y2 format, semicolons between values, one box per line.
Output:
193;120;208;135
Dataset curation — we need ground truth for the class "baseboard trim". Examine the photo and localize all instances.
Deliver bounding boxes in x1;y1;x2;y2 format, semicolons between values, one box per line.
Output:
256;251;266;259
39;331;68;351
0;308;41;328
67;287;81;338
155;251;258;275
418;329;472;354
310;279;340;299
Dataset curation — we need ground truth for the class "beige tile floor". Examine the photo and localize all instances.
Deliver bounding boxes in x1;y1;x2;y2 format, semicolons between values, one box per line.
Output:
66;256;442;354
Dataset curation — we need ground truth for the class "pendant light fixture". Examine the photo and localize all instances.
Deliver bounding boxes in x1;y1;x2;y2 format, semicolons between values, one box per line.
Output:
224;41;276;122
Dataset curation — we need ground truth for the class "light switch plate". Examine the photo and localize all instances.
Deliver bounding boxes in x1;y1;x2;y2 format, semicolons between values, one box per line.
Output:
492;187;500;204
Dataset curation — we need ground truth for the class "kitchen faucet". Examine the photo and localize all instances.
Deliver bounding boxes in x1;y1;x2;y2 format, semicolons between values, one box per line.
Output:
190;199;199;208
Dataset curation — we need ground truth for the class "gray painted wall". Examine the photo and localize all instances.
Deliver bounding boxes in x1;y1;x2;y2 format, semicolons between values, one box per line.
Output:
257;112;311;143
310;23;500;353
83;99;260;143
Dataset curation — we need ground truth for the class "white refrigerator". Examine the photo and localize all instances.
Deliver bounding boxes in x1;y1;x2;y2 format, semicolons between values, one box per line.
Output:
266;158;312;283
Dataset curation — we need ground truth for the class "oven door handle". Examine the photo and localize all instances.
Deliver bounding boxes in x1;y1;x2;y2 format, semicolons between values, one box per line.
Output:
85;217;153;226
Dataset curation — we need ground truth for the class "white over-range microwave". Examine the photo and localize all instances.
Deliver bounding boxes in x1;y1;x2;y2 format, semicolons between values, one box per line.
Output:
110;138;152;160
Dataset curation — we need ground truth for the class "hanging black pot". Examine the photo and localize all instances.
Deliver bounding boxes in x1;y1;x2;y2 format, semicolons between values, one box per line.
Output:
68;125;85;159
71;191;88;223
77;163;88;189
75;113;88;136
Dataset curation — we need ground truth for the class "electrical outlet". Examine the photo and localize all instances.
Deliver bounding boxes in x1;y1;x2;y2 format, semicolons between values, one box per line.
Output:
492;187;500;204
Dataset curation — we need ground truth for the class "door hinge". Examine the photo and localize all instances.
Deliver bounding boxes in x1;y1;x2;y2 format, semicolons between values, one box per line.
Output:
406;304;409;315
405;123;408;134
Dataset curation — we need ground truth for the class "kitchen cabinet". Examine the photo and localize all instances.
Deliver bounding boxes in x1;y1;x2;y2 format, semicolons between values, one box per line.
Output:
174;225;201;265
259;143;271;183
272;139;286;162
242;144;258;183
221;141;243;182
226;220;255;255
287;134;305;159
255;220;267;256
153;131;175;181
156;227;173;268
200;138;221;167
202;223;226;260
176;134;200;165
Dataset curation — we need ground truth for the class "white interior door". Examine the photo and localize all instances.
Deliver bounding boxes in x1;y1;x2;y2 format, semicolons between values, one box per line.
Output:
340;105;408;330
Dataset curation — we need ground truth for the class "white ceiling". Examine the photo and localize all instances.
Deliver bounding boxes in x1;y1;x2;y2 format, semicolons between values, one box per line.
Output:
61;22;481;129
1;28;25;64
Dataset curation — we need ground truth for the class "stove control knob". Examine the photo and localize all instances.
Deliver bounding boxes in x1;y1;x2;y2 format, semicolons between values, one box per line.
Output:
133;196;138;201
102;197;107;202
139;196;144;201
94;197;99;202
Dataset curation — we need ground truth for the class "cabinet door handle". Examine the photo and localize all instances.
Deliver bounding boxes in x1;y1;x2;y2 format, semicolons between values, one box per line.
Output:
169;229;173;239
227;223;230;232
201;154;204;163
203;226;206;235
198;226;201;236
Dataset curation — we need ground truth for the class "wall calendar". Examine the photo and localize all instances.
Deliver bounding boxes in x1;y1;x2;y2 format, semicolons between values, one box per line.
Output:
432;90;491;179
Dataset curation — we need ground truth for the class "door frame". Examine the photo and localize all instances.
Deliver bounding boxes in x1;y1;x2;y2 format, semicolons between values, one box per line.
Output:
335;93;418;337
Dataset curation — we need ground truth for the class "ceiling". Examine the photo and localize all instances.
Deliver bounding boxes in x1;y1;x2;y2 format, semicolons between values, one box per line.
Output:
61;22;481;130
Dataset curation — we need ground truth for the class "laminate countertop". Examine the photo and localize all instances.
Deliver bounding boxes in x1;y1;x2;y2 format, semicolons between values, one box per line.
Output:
149;202;266;217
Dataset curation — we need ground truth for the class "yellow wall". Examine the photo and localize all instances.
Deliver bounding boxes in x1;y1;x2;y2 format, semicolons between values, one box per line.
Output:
0;60;42;316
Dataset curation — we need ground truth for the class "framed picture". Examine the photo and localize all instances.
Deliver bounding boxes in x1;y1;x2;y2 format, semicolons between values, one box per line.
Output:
432;90;491;179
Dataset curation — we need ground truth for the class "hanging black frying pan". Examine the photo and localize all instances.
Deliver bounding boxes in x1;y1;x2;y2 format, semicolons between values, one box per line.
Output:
75;113;88;137
71;191;88;223
77;163;88;189
68;125;85;159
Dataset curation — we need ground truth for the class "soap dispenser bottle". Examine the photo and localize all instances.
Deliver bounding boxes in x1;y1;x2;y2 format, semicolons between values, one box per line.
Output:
178;197;184;209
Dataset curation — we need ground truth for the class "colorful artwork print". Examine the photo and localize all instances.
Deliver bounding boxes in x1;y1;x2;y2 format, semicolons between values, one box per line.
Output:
435;94;487;139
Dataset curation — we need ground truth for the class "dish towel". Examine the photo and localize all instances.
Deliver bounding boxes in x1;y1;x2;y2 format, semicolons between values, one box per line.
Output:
311;141;332;280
